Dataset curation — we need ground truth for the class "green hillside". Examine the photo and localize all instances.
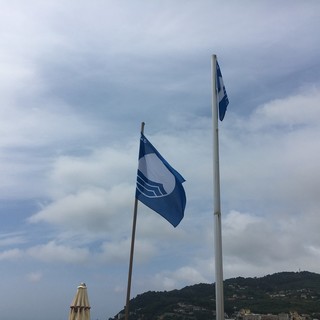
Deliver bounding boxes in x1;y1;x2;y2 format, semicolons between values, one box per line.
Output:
113;271;320;320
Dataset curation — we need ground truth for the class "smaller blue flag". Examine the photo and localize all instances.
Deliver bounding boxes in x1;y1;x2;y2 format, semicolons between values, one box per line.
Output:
136;133;186;227
216;61;229;121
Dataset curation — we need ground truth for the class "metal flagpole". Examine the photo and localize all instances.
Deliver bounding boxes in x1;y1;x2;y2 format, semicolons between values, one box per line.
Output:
125;122;145;320
211;54;225;320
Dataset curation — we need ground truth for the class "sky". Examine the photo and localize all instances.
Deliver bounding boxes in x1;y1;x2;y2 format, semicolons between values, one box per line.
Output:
1;1;320;319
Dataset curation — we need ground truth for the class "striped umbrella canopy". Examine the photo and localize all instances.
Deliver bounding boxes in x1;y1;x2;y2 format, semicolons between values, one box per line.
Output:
69;283;91;320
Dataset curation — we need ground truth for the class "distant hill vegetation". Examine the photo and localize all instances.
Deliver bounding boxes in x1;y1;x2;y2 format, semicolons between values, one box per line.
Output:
113;271;320;320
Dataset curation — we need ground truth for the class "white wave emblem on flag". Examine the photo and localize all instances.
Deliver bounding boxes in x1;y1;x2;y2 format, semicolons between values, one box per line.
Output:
217;76;226;103
137;153;175;198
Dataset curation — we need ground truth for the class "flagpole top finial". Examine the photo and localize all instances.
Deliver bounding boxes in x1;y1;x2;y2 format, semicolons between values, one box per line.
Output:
141;122;145;134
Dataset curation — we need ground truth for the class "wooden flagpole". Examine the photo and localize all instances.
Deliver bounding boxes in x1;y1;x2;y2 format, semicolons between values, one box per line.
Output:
125;122;145;320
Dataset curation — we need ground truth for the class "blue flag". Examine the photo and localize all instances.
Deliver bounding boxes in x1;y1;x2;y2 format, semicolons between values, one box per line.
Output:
136;133;186;227
216;61;229;121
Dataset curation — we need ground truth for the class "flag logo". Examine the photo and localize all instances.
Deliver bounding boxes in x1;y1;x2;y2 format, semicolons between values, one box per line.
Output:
137;153;175;198
136;134;186;227
217;61;229;121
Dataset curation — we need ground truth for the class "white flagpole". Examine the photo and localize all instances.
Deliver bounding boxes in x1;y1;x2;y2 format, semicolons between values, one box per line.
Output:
125;122;145;320
211;54;225;320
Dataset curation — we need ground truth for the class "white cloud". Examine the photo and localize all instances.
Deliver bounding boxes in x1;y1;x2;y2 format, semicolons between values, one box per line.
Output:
29;185;132;233
26;271;43;283
27;241;90;264
0;248;23;261
0;233;26;247
250;87;320;128
147;265;209;292
222;209;320;278
99;238;156;264
48;146;137;198
174;266;208;284
220;87;320;214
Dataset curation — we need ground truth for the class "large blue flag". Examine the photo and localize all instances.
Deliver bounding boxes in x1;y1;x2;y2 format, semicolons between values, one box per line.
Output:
216;61;229;121
136;133;186;227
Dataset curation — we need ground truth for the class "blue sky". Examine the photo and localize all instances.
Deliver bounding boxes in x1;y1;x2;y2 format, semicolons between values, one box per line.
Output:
1;1;320;319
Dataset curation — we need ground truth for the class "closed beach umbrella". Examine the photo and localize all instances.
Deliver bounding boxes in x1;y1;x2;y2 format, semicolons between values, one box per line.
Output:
69;283;91;320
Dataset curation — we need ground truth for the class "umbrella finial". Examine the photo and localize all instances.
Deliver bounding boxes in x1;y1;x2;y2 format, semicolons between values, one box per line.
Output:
69;283;91;320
